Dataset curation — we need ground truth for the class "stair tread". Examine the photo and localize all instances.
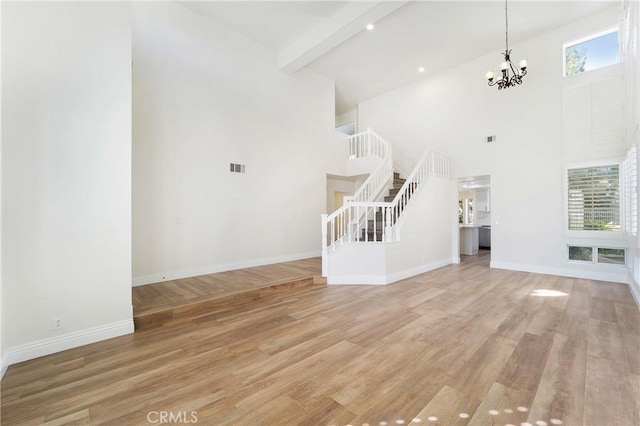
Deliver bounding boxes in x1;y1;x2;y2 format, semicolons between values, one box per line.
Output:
356;174;423;243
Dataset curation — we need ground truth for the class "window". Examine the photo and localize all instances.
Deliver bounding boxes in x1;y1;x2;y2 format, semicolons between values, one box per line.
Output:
568;245;625;265
567;164;620;231
568;246;593;262
597;247;626;265
564;28;620;77
459;198;473;224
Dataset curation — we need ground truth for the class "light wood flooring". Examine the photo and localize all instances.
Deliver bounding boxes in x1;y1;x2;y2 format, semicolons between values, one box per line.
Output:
132;258;323;330
2;252;639;425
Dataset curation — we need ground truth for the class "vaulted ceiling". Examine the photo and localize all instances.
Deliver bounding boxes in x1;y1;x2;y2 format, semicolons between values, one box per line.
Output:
179;1;617;114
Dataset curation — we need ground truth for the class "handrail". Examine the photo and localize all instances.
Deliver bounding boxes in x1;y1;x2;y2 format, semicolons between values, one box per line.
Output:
387;149;451;229
348;129;393;204
322;146;452;256
322;129;394;251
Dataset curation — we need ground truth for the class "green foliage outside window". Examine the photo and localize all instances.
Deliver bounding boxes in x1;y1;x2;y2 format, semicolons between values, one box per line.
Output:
568;246;593;262
565;46;587;76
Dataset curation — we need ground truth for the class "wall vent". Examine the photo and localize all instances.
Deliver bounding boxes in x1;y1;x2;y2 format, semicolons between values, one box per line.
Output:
229;163;246;173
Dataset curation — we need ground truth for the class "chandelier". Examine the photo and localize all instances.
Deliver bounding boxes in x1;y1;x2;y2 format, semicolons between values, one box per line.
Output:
486;0;527;89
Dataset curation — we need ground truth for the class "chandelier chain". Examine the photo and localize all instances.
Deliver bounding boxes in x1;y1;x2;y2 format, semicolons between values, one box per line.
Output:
505;0;509;52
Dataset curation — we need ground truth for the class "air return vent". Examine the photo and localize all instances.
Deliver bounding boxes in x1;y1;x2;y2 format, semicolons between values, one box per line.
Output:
229;163;246;173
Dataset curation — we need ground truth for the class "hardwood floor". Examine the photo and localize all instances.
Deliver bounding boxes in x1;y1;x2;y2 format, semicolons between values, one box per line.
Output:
132;258;323;330
2;254;639;425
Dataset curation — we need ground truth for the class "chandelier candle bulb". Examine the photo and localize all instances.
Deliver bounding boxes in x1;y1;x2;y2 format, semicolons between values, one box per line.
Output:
486;71;495;80
519;59;528;69
501;62;508;70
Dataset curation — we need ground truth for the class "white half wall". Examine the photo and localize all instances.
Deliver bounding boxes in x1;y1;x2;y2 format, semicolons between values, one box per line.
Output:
132;2;339;285
327;243;388;285
1;2;133;364
358;7;630;285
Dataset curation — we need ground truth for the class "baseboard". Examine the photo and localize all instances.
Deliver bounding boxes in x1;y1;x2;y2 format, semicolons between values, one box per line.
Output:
386;257;454;284
3;319;134;367
490;261;628;284
328;275;388;285
132;251;321;287
626;270;640;307
1;359;6;380
328;257;454;286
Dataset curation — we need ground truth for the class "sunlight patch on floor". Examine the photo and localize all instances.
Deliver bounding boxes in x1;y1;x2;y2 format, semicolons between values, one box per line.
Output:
530;289;568;297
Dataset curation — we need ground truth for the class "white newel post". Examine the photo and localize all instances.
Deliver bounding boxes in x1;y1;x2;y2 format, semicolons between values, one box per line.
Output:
321;214;328;276
385;206;393;242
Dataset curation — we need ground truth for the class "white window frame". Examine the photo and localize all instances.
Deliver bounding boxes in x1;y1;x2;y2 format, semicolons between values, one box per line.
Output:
566;245;594;264
567;244;626;267
564;159;624;240
563;26;620;78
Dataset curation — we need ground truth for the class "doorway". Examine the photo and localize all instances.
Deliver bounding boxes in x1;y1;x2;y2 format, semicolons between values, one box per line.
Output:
458;175;491;265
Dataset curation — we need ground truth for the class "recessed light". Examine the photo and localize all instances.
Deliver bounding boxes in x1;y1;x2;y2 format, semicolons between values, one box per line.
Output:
418;67;425;73
366;23;374;31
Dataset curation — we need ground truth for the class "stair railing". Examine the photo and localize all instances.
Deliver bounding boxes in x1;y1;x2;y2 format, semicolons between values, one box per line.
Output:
322;130;393;258
348;129;393;204
386;148;452;240
322;148;451;257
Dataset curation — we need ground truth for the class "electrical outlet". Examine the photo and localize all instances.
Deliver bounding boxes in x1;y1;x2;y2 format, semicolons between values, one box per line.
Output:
53;316;64;330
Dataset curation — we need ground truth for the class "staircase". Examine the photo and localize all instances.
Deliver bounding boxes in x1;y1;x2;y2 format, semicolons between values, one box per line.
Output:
360;172;416;241
321;129;453;285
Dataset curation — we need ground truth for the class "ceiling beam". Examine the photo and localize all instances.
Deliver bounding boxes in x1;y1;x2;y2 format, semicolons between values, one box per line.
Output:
278;0;409;73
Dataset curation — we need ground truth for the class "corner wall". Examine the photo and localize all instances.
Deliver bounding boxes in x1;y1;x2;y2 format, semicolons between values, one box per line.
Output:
132;2;339;286
1;2;133;365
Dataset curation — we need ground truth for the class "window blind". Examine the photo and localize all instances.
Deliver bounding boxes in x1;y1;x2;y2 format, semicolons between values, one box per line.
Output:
568;165;620;231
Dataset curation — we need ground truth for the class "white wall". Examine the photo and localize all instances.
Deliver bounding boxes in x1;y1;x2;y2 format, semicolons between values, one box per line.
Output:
326;176;360;214
327;243;388;284
359;7;628;283
1;2;133;365
386;178;457;278
132;2;340;285
336;108;358;130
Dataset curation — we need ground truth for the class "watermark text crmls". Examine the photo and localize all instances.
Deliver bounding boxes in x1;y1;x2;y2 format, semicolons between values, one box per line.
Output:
147;411;198;424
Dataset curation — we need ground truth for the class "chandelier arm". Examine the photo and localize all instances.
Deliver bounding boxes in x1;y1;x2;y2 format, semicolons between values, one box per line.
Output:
508;60;519;79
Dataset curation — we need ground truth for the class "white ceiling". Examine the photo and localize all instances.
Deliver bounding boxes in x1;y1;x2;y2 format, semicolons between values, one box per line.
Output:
179;1;349;50
180;1;617;115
